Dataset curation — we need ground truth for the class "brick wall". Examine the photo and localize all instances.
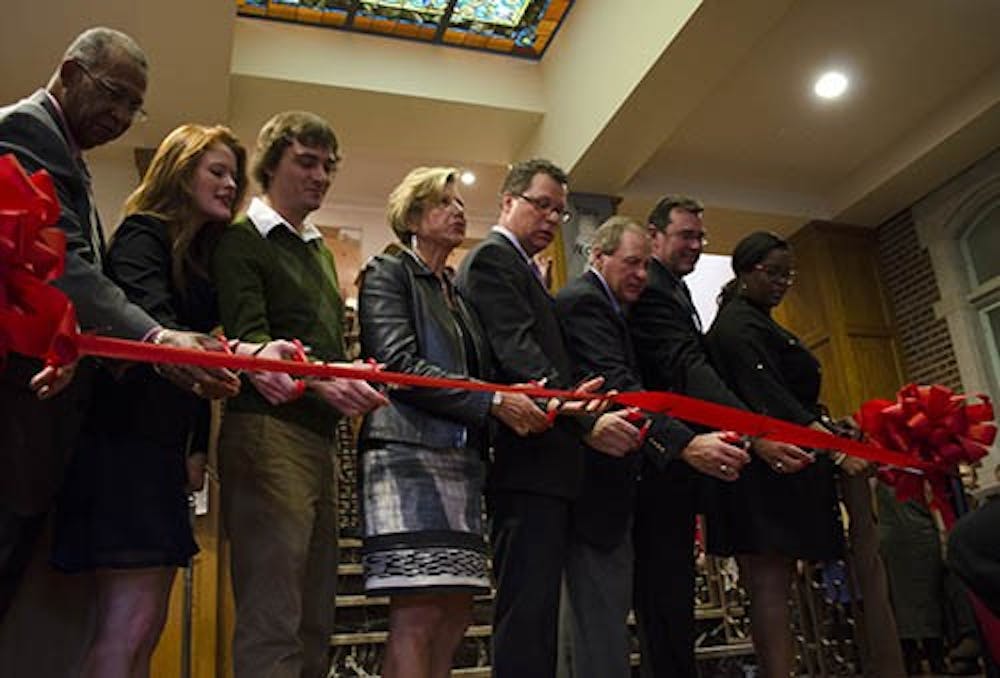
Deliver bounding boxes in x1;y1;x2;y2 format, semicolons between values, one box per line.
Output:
876;209;963;390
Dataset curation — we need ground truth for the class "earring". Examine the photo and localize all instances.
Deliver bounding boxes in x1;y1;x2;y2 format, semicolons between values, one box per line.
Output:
739;281;748;292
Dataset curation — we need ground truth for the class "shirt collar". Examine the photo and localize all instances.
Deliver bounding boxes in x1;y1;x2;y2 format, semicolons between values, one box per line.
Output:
588;266;623;316
492;225;535;267
42;90;81;160
246;196;324;243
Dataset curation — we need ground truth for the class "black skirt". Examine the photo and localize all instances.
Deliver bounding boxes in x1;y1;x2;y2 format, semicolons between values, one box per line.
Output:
52;426;197;572
704;454;844;562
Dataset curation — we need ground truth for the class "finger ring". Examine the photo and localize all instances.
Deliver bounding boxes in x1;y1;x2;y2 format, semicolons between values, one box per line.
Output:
191;382;203;396
720;463;730;475
774;460;784;472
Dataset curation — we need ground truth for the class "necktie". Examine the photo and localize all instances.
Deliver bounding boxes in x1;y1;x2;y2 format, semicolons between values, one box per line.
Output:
529;258;544;281
680;279;703;333
77;157;104;267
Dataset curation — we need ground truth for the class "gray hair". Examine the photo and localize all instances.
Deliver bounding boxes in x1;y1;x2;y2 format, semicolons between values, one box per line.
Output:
590;215;647;258
64;27;147;71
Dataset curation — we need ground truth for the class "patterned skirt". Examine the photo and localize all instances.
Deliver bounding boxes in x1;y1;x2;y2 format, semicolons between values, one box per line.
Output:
360;442;489;595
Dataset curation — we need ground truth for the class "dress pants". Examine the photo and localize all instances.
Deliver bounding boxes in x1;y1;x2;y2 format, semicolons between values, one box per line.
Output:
840;474;905;678
558;527;633;678
0;356;92;621
489;490;572;678
633;464;697;678
219;412;338;678
0;509;46;620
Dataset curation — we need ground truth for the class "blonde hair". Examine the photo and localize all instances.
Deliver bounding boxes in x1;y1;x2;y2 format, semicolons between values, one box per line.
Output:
123;123;247;293
386;167;459;244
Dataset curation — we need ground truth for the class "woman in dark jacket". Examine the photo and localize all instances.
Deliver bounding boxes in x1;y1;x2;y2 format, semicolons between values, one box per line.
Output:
53;124;293;678
358;167;549;678
705;231;867;678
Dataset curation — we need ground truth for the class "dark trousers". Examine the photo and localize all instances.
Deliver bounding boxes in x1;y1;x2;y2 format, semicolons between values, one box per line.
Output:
633;465;698;678
0;357;90;623
489;490;572;678
0;508;46;621
558;527;634;678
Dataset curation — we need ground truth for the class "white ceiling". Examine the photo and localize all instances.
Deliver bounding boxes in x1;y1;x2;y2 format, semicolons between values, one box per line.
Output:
3;0;998;254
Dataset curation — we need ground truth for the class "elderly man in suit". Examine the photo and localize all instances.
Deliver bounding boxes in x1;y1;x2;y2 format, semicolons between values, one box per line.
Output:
457;159;642;678
554;216;749;678
0;26;236;619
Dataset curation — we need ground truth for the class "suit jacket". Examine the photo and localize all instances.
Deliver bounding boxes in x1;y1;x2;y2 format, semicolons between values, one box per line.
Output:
456;230;587;499
0;90;155;515
556;270;695;549
0;91;154;338
630;257;744;409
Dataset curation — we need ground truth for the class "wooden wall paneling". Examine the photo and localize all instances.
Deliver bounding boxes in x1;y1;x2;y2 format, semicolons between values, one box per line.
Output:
848;333;906;406
810;338;851;417
776;222;906;418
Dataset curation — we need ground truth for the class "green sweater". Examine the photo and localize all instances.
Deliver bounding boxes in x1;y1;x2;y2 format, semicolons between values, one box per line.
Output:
212;215;346;439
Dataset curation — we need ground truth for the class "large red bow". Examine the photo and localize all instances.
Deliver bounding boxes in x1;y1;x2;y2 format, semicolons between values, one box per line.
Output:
0;154;78;368
857;384;996;525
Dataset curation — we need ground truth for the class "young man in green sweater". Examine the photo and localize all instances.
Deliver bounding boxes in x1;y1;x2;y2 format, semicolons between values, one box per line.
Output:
213;111;386;678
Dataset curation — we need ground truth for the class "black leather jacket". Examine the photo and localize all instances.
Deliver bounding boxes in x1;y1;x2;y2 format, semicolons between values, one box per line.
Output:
358;245;493;450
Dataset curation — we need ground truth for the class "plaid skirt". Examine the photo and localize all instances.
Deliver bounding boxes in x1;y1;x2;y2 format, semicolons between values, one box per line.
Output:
360;442;489;595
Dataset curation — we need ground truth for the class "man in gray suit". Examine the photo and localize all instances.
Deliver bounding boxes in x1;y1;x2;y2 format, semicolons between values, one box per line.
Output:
0;26;237;619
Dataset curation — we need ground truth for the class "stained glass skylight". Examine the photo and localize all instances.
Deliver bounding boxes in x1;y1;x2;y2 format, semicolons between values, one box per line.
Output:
236;0;574;59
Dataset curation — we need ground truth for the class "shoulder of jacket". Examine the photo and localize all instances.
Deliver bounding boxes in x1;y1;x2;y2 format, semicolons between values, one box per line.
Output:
112;214;169;245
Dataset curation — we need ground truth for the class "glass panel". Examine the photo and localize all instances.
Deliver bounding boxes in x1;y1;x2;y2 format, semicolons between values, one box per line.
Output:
446;0;557;53
236;0;574;59
354;0;447;36
270;0;354;10
452;0;532;27
964;203;1000;286
985;303;1000;383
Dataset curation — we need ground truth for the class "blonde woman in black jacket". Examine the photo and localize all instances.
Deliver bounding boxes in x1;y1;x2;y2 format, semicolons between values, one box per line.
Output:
358;167;549;678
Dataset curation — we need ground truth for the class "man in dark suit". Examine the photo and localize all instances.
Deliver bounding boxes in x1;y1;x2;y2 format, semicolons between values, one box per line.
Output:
629;196;811;677
0;26;236;619
457;159;642;678
554;216;749;678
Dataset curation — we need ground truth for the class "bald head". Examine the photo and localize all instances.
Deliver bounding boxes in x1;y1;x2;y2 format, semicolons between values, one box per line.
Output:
62;27;147;72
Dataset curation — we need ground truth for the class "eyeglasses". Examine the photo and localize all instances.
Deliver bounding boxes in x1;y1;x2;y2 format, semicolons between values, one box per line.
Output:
754;264;796;285
663;227;708;247
76;61;147;122
517;194;572;224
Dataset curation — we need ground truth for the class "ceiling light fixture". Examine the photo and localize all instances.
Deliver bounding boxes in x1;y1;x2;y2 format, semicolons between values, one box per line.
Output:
460;170;476;186
814;71;848;99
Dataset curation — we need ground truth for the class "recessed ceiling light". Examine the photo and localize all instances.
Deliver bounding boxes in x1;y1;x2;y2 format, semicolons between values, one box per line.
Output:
460;170;476;186
814;71;848;99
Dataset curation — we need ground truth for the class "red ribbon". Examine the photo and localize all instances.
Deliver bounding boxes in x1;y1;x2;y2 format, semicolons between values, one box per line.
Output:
857;384;996;526
0;153;965;473
55;336;936;470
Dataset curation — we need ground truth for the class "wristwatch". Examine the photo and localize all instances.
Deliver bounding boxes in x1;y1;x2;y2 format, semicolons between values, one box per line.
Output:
492;391;504;408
